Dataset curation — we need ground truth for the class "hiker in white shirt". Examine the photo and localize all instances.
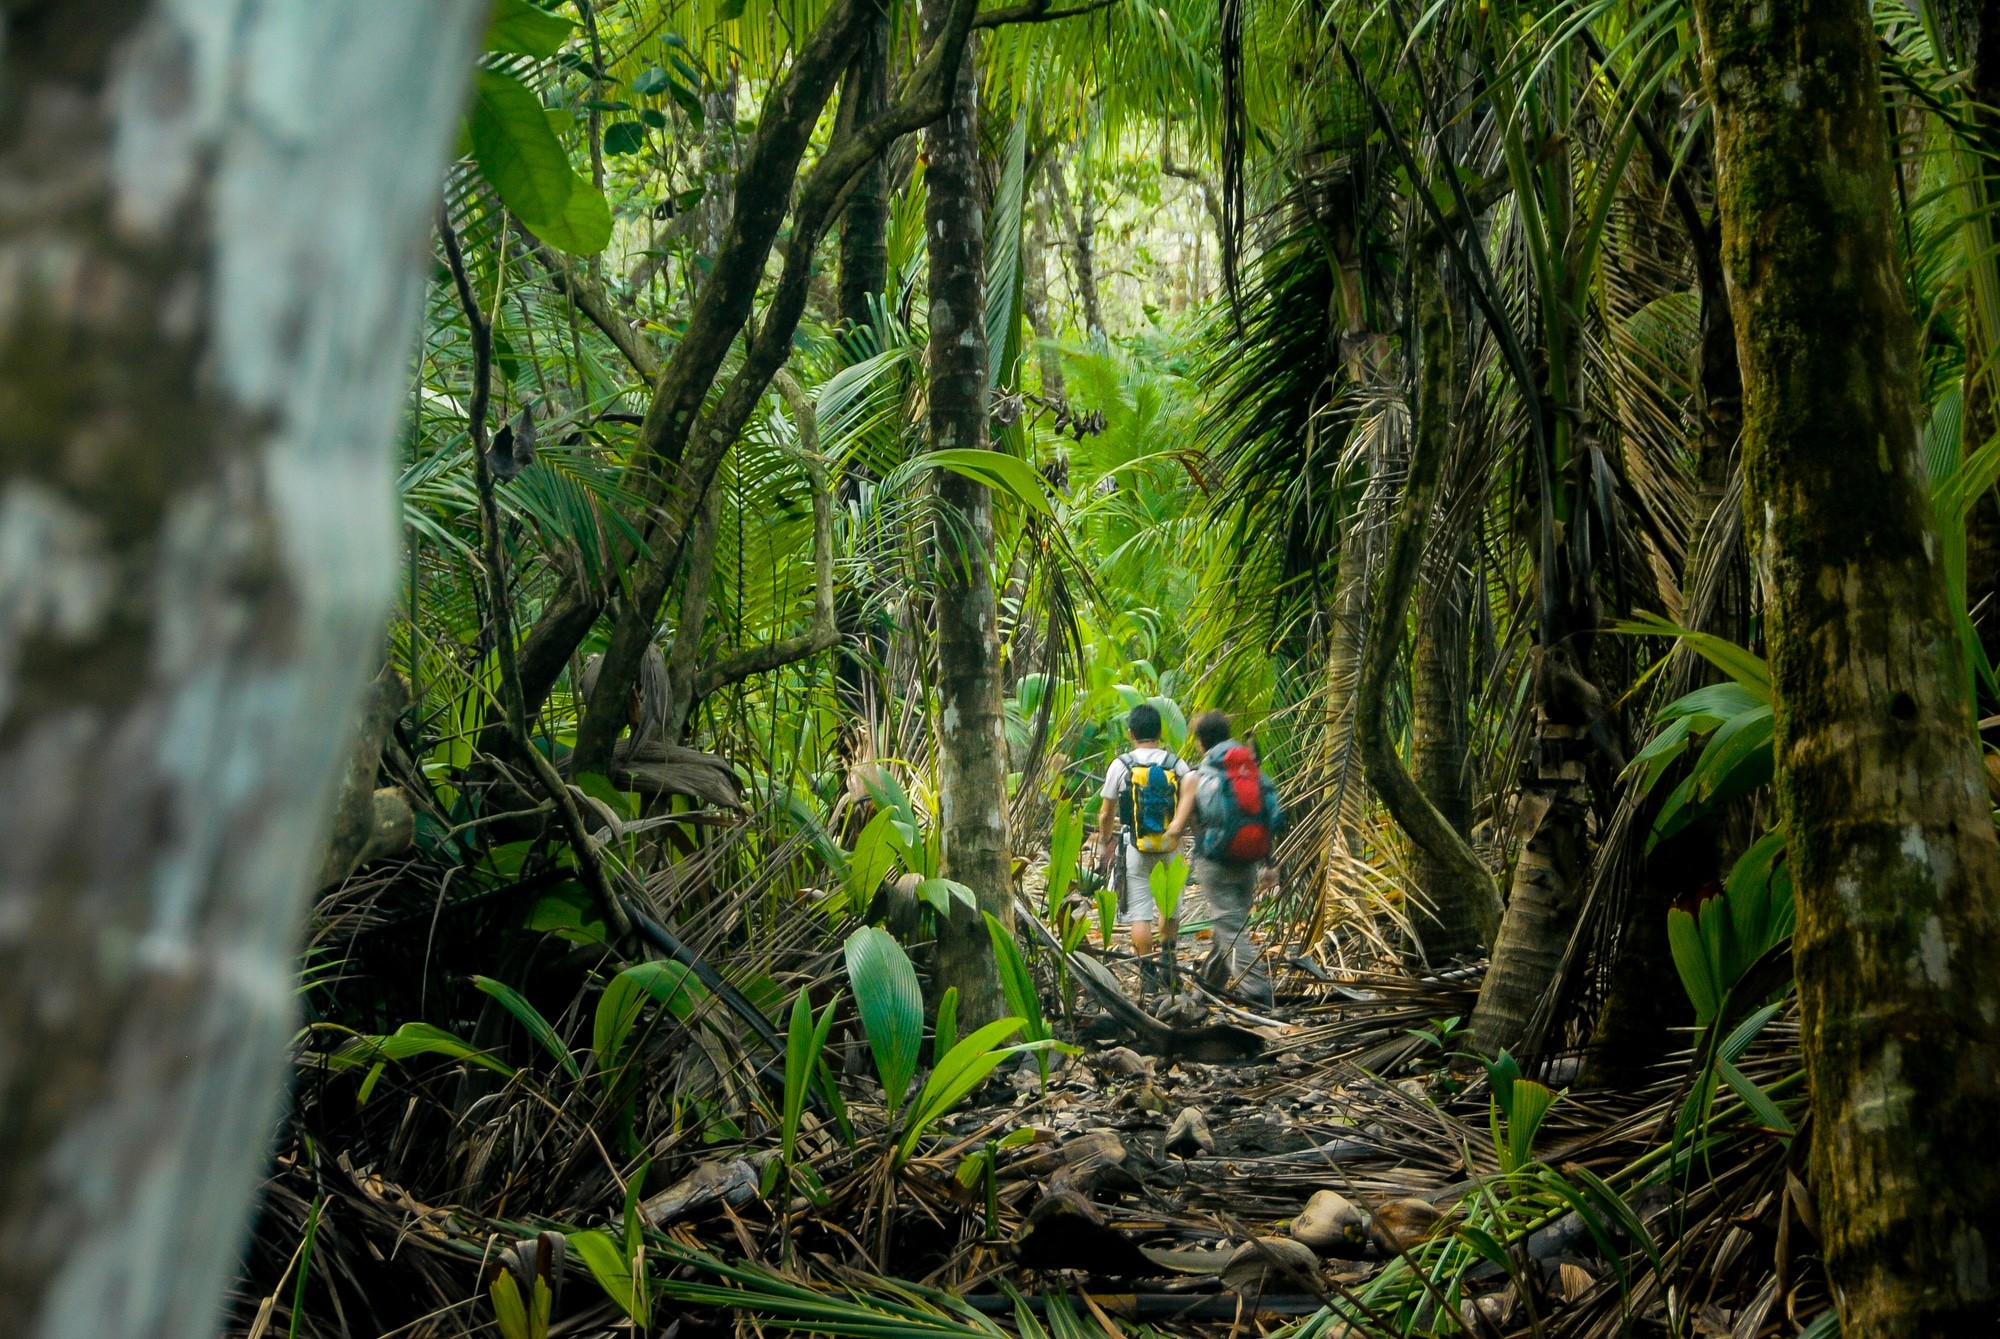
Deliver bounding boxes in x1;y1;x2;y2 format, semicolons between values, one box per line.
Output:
1094;704;1191;970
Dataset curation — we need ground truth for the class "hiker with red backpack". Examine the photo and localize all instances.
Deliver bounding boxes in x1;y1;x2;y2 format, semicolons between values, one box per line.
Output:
1094;703;1191;990
1166;709;1284;1008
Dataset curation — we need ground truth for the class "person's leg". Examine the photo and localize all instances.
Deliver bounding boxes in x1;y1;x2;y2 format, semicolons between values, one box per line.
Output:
1128;855;1160;991
1195;860;1272;1005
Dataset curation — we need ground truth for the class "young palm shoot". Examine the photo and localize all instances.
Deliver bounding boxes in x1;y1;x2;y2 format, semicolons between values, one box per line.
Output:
1149;854;1190;995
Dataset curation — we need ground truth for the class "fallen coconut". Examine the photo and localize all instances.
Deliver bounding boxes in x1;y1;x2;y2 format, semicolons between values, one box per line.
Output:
1368;1196;1444;1253
1290;1189;1367;1253
1221;1236;1321;1295
1164;1107;1215;1157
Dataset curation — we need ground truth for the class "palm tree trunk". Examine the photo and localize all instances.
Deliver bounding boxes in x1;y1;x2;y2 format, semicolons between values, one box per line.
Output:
1356;260;1503;950
1692;0;2000;1326
0;4;479;1332
1411;532;1482;959
923;2;1009;1026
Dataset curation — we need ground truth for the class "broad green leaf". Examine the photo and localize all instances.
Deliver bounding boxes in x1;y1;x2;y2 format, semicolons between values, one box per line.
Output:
485;0;573;56
604;121;648;156
1668;907;1723;1025
593;961;705;1080
1612;613;1770;691
1148;854;1189;923
567;1229;649;1324
473;975;582;1080
1045;799;1084;914
843;927;923;1122
470;70;574;229
984;913;1046;1041
631;65;674;96
535;178;614;256
934;985;959;1067
843;808;902;915
918;448;1055;517
523;883;608;945
897;1018;1029;1163
915;877;976;916
329;1021;513;1074
489;1270;531;1339
574;771;634;822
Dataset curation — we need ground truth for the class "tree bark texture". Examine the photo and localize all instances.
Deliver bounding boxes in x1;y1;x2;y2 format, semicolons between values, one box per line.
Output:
1356;263;1502;954
0;4;479;1335
1047;157;1102;338
574;0;979;775
1694;0;2000;1327
923;5;1009;1027
1470;786;1588;1055
837;2;891;333
1411;531;1482;959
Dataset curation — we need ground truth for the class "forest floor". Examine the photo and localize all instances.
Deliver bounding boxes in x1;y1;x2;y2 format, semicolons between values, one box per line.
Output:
251;883;1822;1339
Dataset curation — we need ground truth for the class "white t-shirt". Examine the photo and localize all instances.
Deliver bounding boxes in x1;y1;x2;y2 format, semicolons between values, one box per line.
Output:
1101;746;1192;803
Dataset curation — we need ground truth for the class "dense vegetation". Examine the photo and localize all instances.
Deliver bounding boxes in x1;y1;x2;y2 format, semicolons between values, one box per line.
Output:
9;0;2000;1335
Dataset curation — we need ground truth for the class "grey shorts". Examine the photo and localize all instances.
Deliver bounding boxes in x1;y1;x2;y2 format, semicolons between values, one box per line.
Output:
1120;844;1181;924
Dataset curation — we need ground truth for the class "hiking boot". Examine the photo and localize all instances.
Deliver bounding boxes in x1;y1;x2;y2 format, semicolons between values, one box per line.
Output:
1136;956;1162;996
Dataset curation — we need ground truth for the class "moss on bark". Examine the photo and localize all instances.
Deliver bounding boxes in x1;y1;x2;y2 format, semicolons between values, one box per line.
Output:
1693;0;2000;1326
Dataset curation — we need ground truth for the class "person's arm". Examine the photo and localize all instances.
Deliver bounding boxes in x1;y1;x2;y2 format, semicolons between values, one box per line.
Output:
1096;795;1119;869
1164;772;1201;843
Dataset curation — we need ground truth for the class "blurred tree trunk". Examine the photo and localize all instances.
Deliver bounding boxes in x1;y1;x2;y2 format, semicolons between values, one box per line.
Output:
1025;179;1066;402
1693;0;2000;1327
923;1;1008;1025
1047;156;1103;338
0;3;478;1334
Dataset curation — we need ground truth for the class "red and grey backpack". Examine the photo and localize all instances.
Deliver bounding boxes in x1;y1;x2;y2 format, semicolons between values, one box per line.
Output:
1195;740;1283;862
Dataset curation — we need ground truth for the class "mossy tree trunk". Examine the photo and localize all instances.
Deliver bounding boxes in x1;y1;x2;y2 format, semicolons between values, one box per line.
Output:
0;3;479;1332
923;2;1009;1026
1693;0;2000;1327
1356;258;1503;954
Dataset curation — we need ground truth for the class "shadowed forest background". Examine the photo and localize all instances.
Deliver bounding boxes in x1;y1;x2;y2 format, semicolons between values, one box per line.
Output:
5;0;2000;1335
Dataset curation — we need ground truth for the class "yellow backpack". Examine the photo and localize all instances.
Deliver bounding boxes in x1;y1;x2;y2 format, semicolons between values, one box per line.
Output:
1118;752;1183;853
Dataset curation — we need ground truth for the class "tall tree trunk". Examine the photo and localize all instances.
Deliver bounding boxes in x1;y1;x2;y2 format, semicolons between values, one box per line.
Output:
923;2;1009;1026
1692;0;2000;1327
837;4;890;334
1411;531;1482;960
1356;260;1503;951
0;4;477;1333
832;8;891;765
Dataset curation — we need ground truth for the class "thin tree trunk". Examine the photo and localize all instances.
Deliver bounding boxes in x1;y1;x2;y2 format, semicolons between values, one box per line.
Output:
1692;0;2000;1326
0;4;480;1333
924;2;1009;1026
1046;158;1103;338
1355;260;1503;950
837;5;890;333
1411;531;1482;959
573;0;976;775
1025;180;1066;402
833;9;891;760
665;484;724;742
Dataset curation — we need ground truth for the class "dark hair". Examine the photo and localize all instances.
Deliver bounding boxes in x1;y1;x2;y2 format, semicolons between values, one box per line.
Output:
1126;703;1163;742
1193;709;1232;751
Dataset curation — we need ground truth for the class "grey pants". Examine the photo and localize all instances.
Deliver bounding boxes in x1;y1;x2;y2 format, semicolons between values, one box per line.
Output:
1195;857;1271;1006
